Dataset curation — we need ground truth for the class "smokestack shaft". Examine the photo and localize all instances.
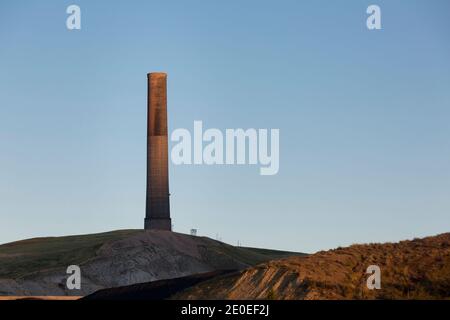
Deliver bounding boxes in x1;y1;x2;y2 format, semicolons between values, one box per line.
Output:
145;72;171;231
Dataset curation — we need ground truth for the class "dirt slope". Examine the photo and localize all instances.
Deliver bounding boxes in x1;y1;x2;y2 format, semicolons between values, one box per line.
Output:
174;233;450;300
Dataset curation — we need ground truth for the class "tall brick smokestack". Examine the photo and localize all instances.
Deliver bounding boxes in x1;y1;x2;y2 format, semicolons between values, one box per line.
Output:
145;72;171;231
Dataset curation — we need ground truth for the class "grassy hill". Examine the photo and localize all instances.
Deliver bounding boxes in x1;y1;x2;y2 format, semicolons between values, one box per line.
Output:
0;230;305;296
0;230;139;279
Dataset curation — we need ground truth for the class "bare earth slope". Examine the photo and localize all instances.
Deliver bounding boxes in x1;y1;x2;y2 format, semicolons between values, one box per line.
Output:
174;233;450;300
0;230;304;296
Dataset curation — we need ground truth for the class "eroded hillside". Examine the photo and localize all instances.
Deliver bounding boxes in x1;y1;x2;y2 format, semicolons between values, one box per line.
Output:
174;233;450;299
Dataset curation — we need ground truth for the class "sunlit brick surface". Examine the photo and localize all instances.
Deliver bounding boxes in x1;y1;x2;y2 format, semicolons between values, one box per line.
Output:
145;73;171;230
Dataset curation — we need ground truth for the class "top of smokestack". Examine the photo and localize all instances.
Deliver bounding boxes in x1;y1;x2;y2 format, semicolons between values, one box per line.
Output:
147;72;167;77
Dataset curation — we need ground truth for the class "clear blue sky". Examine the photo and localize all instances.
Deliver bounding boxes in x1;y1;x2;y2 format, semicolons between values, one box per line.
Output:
1;0;449;252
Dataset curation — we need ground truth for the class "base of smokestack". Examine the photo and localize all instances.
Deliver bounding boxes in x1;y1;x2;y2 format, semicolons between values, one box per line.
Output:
144;217;172;231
